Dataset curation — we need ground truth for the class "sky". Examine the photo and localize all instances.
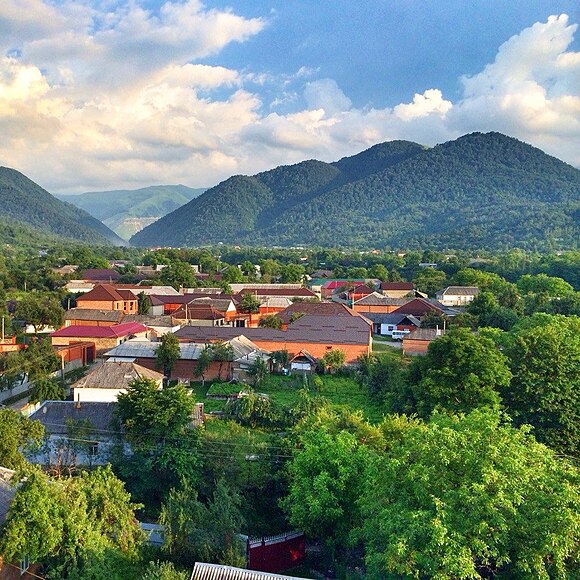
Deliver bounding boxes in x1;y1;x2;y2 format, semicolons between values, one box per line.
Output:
0;0;578;193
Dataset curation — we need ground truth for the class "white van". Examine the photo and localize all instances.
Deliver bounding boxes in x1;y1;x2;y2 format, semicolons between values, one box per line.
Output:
391;329;410;341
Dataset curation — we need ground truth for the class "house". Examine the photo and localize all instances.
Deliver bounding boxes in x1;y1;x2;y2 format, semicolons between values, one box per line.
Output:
174;313;372;365
402;328;445;355
319;279;366;300
64;280;95;294
122;314;181;337
80;269;121;283
76;284;138;314
104;336;269;383
28;401;119;470
71;361;163;403
191;563;303;580
187;297;239;322
310;269;334;279
379;281;415;298
51;264;79;276
235;286;317;301
435;286;479;306
64;308;124;327
0;336;24;354
362;312;421;336
352;292;412;314
258;297;293;316
149;294;208;315
277;302;359;329
50;322;149;354
54;342;96;371
391;298;445;319
171;304;227;327
289;350;318;374
347;284;375;304
113;284;180;296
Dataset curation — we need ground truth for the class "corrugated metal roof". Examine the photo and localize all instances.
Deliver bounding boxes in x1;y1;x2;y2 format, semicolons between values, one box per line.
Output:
191;563;303;580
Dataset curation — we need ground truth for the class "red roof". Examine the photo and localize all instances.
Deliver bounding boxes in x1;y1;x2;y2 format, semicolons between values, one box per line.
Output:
380;282;414;290
351;284;374;295
321;280;364;290
51;322;148;338
81;269;121;282
237;288;316;298
391;298;444;317
77;284;137;303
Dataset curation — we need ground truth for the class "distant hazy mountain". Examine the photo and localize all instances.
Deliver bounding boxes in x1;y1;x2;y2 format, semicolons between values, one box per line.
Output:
0;167;125;246
131;133;580;251
57;185;205;240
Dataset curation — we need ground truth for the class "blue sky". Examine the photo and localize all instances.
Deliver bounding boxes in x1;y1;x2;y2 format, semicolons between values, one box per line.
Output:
0;1;578;192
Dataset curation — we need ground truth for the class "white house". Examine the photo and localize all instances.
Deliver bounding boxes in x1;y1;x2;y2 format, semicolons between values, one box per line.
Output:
435;286;479;307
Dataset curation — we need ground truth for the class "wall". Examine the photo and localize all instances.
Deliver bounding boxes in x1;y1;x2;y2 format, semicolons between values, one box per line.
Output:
402;339;431;355
76;299;115;310
353;304;401;314
72;387;125;403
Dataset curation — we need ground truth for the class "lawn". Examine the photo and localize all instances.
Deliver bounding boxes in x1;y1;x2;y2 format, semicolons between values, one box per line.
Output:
192;372;385;423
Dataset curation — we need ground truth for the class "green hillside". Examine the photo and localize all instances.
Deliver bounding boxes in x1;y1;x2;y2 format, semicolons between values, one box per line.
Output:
0;167;125;246
130;133;580;251
57;185;204;239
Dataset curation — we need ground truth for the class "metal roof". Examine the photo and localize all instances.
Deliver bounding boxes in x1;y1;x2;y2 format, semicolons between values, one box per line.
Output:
191;563;303;580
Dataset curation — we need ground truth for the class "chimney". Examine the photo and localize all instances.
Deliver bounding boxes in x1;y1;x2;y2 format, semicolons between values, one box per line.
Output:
75;393;81;409
436;325;441;336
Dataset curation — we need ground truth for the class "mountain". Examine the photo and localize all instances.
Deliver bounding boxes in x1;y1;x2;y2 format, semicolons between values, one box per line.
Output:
57;185;205;240
0;167;125;246
130;133;580;251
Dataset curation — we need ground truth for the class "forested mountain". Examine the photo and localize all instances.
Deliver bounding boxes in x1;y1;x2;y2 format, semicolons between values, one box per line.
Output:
56;184;204;240
131;133;580;251
0;167;125;246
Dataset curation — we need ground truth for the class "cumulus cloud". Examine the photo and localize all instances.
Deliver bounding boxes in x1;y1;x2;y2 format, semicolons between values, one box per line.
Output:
0;5;578;192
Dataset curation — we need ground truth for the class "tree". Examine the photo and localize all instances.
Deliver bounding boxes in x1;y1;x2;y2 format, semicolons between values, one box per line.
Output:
14;292;64;333
258;314;282;329
280;264;305;283
359;411;580;579
156;333;181;379
413;268;447;296
23;337;61;382
158;261;197;290
221;265;244;284
194;346;212;387
211;341;234;380
517;273;574;297
0;465;143;577
239;293;261;314
420;310;447;329
466;290;498;318
369;264;388;281
270;349;289;373
137;292;152;315
225;390;280;428
160;479;245;568
0;409;44;469
115;379;202;508
140;561;188;580
30;376;66;404
504;316;580;456
247;357;269;388
408;328;511;418
321;349;346;373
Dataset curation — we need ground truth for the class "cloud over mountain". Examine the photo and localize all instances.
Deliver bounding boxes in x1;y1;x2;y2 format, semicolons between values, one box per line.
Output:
0;3;577;192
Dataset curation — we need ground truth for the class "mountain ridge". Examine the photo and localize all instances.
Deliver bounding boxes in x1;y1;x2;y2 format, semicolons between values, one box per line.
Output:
0;167;125;246
131;132;580;251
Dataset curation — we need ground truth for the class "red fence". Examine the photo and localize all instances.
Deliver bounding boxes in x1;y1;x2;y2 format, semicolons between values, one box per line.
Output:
247;531;305;573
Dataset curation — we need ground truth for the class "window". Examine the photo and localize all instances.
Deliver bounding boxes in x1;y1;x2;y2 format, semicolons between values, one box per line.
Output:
19;555;29;574
89;442;99;457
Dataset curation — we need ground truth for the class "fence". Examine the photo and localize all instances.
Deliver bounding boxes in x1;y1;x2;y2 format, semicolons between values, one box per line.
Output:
247;531;305;573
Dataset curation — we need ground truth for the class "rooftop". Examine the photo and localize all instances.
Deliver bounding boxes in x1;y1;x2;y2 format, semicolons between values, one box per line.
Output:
51;322;148;339
30;401;118;435
72;361;164;389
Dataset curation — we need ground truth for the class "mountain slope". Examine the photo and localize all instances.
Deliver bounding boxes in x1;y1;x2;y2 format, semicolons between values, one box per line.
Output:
0;167;125;246
130;133;580;250
56;184;204;239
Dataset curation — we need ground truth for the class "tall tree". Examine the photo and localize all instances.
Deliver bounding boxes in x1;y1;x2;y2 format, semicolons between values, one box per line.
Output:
194;346;212;387
408;328;511;418
14;292;64;333
359;411;580;579
0;409;44;469
156;333;181;379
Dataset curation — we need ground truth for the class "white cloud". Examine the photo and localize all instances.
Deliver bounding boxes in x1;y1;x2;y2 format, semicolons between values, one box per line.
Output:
0;7;578;193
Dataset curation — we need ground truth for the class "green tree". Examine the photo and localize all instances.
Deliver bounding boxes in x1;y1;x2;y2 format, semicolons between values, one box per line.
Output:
359;411;580;579
280;264;305;283
23;338;61;382
409;328;511;418
247;357;269;388
517;273;574;297
211;341;234;380
368;264;388;281
115;379;202;509
413;268;447;296
30;376;66;404
504;316;580;456
321;349;346;373
14;292;64;333
156;333;181;379
258;314;282;329
270;349;289;373
140;561;188;580
159;479;245;568
158;261;197;290
0;409;44;469
221;265;244;284
194;346;212;387
466;290;498;318
137;292;152;315
239;293;261;314
225;390;280;428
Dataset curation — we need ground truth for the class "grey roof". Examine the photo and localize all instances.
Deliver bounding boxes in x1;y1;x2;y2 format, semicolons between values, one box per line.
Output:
436;286;480;296
355;292;412;306
0;467;16;527
176;314;371;346
191;563;303;580
363;312;421;326
404;328;446;341
30;401;118;435
105;337;265;362
188;297;235;311
72;361;164;389
64;308;123;322
122;314;179;328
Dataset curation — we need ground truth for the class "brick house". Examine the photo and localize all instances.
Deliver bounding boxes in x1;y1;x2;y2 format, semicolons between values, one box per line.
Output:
64;308;124;327
352;292;412;314
50;322;149;354
379;281;415;298
402;328;446;355
76;284;138;314
391;297;445;319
